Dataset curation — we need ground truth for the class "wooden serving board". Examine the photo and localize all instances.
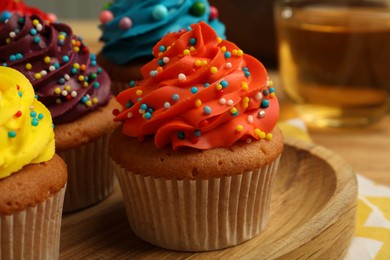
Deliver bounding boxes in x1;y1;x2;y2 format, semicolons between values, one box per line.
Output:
60;137;357;259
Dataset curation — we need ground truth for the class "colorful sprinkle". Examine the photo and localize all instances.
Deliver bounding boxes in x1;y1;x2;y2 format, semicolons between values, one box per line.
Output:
220;80;228;88
31;117;39;127
62;55;70;63
195;99;202;107
190;1;206;16
119;17;133;30
199;120;209;127
100;10;114;24
258;110;266;118
230;107;238;116
189;37;197;45
194;130;201;137
177;131;185;139
152;4;168;20
209;6;219;20
255;92;263;100
260;99;269;108
162;57;170;63
178;73;186;81
8;130;16;138
203;106;212;114
172;93;180;101
14;111;22;117
236;125;244;132
210;66;218;74
241;82;249;91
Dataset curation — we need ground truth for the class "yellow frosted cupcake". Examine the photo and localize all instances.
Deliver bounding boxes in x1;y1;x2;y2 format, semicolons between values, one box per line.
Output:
0;67;67;259
109;22;283;251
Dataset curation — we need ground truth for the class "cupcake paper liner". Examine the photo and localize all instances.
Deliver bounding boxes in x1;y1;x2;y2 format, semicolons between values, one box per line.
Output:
112;155;281;251
0;186;66;260
59;134;115;213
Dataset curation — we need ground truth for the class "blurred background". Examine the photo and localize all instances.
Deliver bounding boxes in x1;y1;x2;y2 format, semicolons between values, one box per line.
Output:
24;0;108;19
24;0;278;69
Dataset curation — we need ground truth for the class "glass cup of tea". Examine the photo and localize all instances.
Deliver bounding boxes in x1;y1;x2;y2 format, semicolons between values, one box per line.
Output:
274;0;390;128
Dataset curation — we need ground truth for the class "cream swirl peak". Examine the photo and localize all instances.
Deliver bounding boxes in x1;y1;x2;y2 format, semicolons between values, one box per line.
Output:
0;14;112;124
114;22;279;150
0;66;55;179
99;0;225;65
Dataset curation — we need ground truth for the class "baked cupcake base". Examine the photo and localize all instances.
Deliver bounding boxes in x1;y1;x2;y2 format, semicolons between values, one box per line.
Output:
55;98;120;213
0;154;67;259
110;127;283;251
112;156;280;251
58;132;115;212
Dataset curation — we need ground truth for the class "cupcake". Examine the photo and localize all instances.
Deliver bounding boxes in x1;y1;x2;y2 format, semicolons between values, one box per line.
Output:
0;14;120;212
0;0;57;23
97;0;225;94
0;66;67;259
109;21;283;251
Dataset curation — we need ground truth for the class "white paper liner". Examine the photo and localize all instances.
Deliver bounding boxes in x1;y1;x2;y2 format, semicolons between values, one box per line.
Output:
112;155;281;251
59;133;114;213
0;186;66;260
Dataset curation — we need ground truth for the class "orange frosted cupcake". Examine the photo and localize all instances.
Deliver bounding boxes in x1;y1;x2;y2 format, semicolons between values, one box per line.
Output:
109;22;283;251
0;67;67;259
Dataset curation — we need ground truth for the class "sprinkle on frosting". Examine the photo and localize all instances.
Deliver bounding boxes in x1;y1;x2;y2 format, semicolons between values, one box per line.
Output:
0;14;112;124
114;22;279;150
0;66;55;179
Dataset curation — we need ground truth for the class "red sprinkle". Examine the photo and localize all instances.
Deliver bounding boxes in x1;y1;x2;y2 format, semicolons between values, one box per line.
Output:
209;6;219;20
199;119;209;127
112;109;120;116
216;89;224;97
16;85;20;90
15;110;22;117
189;135;200;144
66;95;72;100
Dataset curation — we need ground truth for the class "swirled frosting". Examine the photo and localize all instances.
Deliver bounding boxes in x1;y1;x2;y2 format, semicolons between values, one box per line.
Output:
0;66;55;179
0;14;112;124
0;0;57;23
99;0;225;65
114;22;279;150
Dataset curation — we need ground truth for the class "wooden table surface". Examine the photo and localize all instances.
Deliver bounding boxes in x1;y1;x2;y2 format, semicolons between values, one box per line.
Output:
67;19;390;188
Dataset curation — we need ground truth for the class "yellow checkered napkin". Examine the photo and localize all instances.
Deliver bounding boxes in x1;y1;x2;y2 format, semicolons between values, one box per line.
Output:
279;120;390;260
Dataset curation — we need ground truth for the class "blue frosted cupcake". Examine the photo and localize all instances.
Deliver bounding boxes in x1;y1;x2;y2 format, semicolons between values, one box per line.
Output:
96;0;226;94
